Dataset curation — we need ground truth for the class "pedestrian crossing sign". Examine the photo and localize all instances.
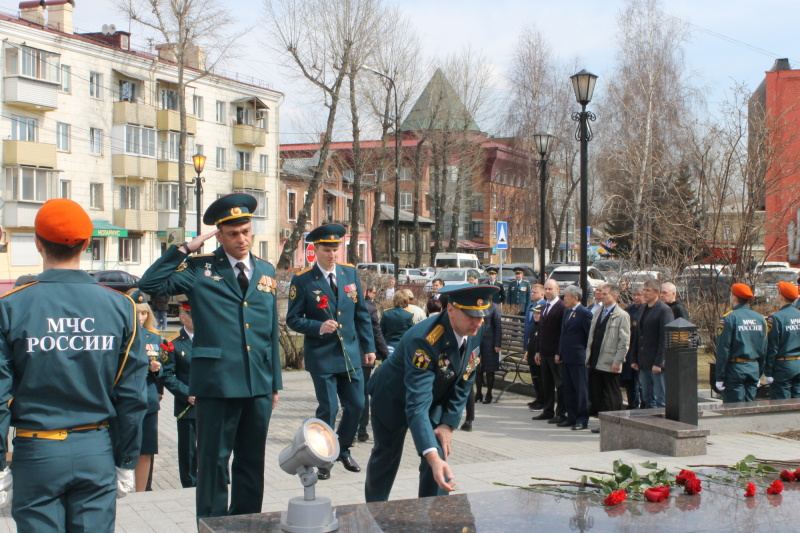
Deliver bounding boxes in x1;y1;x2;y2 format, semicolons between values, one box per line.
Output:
496;221;508;250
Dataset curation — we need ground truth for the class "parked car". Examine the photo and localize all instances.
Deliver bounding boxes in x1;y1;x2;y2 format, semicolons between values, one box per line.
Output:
356;262;395;276
478;264;537;284
756;268;800;302
547;265;606;297
754;261;791;275
675;264;733;303
418;267;436;278
87;270;140;293
592;259;631;282
398;268;427;282
423;267;483;292
618;270;663;287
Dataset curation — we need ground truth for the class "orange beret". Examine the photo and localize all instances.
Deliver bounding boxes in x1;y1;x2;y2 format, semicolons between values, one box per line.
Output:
778;281;799;301
35;199;93;245
731;283;753;300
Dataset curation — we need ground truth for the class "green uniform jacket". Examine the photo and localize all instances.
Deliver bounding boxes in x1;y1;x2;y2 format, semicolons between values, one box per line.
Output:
367;312;483;455
715;303;767;381
286;263;375;374
160;328;195;419
506;279;531;309
489;281;505;304
380;306;415;347
0;269;148;469
138;246;282;398
141;328;164;414
765;304;800;378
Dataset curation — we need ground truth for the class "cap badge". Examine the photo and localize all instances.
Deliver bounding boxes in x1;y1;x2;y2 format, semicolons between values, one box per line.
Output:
231;207;242;216
476;299;483;306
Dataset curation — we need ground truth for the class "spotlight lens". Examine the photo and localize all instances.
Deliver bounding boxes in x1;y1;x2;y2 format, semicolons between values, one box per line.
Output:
306;422;337;459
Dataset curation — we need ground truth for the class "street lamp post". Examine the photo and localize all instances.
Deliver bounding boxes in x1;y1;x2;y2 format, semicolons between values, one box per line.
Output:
533;131;553;285
570;69;598;305
362;65;401;283
191;152;207;238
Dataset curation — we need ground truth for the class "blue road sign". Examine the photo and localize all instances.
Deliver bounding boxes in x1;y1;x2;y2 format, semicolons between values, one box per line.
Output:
496;221;508;250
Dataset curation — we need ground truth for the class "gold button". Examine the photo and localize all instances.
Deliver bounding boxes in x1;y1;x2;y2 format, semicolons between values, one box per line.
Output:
338;323;343;328
243;302;248;307
338;311;342;315
247;346;251;351
245;324;250;329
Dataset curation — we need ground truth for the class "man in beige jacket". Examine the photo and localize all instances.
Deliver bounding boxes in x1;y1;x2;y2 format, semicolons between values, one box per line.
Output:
586;283;631;433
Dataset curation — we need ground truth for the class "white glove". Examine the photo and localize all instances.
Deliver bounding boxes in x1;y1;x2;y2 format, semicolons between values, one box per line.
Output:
765;376;774;384
116;467;135;499
0;467;12;509
715;381;725;391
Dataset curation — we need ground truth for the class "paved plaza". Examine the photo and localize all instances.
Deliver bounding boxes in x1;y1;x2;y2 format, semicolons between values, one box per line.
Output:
3;372;800;532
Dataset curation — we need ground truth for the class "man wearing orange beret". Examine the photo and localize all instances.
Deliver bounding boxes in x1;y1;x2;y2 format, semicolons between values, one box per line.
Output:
0;199;148;531
715;283;768;403
764;282;800;399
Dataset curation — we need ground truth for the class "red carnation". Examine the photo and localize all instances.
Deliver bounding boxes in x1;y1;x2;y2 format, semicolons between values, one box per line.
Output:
317;295;329;309
604;489;627;506
767;479;784;495
676;469;697;485
780;470;795;482
159;341;174;352
744;482;757;497
794;467;800;479
684;478;702;495
645;486;671;502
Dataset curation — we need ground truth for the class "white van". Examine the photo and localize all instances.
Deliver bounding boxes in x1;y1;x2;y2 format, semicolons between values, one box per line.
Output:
356;262;395;275
434;253;479;270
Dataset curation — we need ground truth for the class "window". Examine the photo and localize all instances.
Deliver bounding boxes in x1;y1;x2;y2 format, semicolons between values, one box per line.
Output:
236;189;267;218
60;65;71;92
409;233;415;253
360;199;366;222
186;185;197;213
259;154;268;174
192;95;203;119
90;183;103;209
59;179;71;199
56;122;70;152
89;128;103;155
259;241;269;259
343;169;354;183
492;193;497;210
125;126;156;157
472;195;483;212
401;233;406;252
118;79;136;101
160;132;182;161
345;199;351;222
236;106;252;126
216;147;226;170
5;167;54;202
216;100;226;123
236;151;251;171
159;184;195;212
195;144;204;157
89;71;102;98
399;191;412;211
256;109;268;130
4;45;61;82
91;238;102;261
399;167;412;181
119;185;140;210
325;195;334;220
119;236;141;263
161;88;178;110
11;117;36;141
287;190;297;221
471;220;484;238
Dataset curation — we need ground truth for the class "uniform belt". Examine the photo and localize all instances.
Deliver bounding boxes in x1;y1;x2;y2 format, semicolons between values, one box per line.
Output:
729;357;755;363
16;420;109;440
776;355;800;361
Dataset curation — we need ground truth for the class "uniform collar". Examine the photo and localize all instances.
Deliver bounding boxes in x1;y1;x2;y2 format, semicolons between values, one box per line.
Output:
34;269;97;283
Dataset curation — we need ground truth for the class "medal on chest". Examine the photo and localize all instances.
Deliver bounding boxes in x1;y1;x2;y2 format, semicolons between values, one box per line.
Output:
146;343;159;360
463;349;481;380
438;353;455;379
345;283;358;303
257;275;277;294
204;263;212;277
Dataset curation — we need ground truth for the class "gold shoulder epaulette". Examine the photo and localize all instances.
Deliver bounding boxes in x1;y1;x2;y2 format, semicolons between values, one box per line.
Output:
339;262;355;268
722;310;733;318
166;331;181;342
147;327;161;336
297;266;313;276
403;308;415;315
192;253;215;258
1;281;39;298
426;324;445;345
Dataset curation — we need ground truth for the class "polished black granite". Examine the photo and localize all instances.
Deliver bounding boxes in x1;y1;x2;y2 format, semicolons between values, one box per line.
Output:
200;480;800;532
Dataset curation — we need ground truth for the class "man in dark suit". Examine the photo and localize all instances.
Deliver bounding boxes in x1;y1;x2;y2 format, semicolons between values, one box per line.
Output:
523;284;545;409
557;285;593;430
533;279;567;424
631;278;674;408
138;193;282;519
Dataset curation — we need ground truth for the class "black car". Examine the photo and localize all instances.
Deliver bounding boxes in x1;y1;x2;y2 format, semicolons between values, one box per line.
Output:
87;270;140;293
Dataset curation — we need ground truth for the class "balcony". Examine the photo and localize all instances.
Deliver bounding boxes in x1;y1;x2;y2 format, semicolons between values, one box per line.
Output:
157;109;196;134
3;141;57;168
112;155;158;180
233;170;266;190
113;101;157;128
2;201;41;227
3;76;58;111
233;124;266;147
113;209;158;231
157;161;195;182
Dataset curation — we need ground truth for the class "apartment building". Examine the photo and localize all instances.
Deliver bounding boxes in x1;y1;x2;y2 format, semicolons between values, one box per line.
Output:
0;1;282;281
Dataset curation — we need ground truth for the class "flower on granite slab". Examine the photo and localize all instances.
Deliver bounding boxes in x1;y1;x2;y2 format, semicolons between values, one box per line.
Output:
780;470;795;482
676;469;697;485
744;482;757;497
767;479;783;495
644;486;671;502
794;467;800;479
603;489;626;506
684;478;702;495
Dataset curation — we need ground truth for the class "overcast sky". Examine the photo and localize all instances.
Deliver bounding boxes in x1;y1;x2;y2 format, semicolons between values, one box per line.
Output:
34;0;800;142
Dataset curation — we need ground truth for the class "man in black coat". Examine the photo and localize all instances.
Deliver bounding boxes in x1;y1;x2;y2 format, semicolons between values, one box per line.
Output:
358;285;390;442
557;286;593;430
631;279;674;408
532;279;567;424
621;286;644;409
660;282;689;320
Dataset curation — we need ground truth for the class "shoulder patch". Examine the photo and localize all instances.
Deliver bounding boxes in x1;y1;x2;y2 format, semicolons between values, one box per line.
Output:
2;281;39;298
340;262;355;268
412;349;432;370
166;331;181;342
426;324;445;345
297;266;313;276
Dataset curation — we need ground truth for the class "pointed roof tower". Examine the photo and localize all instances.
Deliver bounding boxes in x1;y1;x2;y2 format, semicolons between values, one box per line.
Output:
400;68;480;132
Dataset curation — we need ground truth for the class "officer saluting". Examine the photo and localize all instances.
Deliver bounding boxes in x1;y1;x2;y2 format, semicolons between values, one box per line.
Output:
715;283;767;403
0;199;147;530
764;282;800;399
365;284;499;502
286;224;375;480
138;193;282;519
160;301;197;488
506;267;531;312
485;267;505;304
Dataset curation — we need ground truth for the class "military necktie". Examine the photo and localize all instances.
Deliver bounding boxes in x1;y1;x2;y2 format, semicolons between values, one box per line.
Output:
236;262;249;296
459;341;466;359
329;273;337;299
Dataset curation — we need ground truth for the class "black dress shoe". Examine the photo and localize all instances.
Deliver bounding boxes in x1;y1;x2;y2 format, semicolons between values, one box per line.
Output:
547;416;566;424
460;421;472;431
357;433;369;442
475;393;484;403
482;393;492;404
527;401;536;408
572;423;588;430
530;401;544;410
591;428;600;434
317;467;331;480
556;419;573;427
337;455;361;473
532;412;552;421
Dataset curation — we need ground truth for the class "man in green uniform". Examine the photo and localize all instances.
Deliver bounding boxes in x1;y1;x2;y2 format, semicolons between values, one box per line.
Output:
715;283;767;403
160;301;197;487
138;193;282;520
764;282;800;399
486;267;505;304
286;224;375;480
364;284;499;502
506;267;531;312
0;199;147;531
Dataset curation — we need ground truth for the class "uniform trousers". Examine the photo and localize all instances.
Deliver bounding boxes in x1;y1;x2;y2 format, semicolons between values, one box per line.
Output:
539;356;565;418
195;395;272;519
561;363;589;425
12;428;116;533
364;414;446;503
310;369;364;458
721;362;758;404
176;417;197;488
588;369;623;414
769;362;800;399
358;366;373;436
